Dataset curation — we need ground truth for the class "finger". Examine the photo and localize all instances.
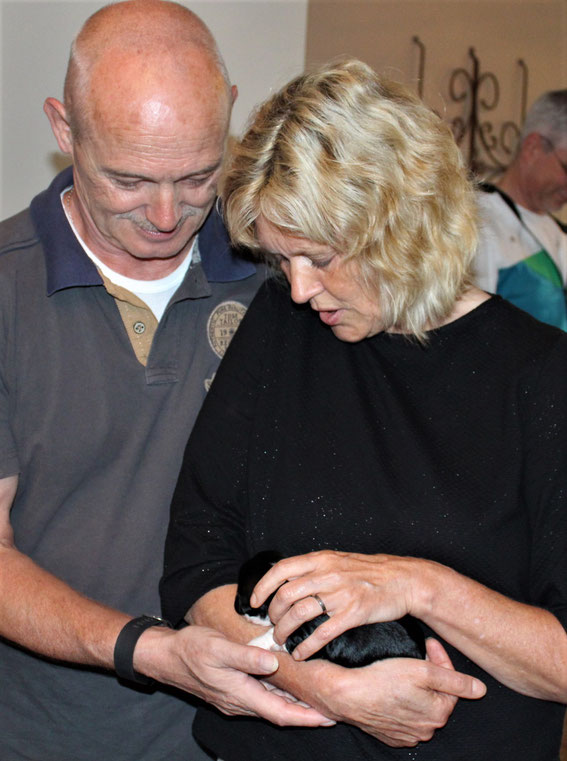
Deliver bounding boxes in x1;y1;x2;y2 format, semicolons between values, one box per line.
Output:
283;611;353;659
267;572;343;624
272;594;334;644
251;554;316;607
259;680;299;701
425;637;455;670
260;680;313;706
426;663;487;700
216;640;281;676
240;677;336;727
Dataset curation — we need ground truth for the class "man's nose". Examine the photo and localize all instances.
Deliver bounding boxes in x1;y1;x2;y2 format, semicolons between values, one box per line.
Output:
146;185;180;231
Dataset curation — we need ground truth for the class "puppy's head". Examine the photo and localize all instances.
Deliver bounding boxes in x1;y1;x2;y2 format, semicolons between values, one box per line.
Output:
235;550;283;621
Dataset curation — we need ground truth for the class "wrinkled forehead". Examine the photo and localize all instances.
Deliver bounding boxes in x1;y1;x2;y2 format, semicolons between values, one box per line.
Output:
84;46;231;135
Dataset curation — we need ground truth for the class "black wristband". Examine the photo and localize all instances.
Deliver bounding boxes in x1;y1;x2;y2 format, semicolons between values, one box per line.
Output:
114;615;171;686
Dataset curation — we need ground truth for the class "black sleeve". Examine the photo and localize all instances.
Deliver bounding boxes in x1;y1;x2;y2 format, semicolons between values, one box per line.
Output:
521;333;567;631
160;279;280;626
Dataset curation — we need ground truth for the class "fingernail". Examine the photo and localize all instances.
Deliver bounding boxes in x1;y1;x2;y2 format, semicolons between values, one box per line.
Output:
260;654;279;673
250;593;258;607
292;649;302;660
321;720;336;726
472;679;486;697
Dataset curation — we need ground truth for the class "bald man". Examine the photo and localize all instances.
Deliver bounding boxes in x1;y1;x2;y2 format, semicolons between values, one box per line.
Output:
0;2;329;759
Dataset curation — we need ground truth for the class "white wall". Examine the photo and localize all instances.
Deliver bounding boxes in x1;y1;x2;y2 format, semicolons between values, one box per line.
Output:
0;0;308;219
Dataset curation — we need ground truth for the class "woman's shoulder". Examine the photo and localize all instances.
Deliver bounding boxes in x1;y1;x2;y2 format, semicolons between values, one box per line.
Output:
467;296;567;392
434;292;566;351
487;295;567;348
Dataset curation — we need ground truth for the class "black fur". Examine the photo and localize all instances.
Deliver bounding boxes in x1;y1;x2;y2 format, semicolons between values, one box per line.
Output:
235;550;283;620
235;551;425;667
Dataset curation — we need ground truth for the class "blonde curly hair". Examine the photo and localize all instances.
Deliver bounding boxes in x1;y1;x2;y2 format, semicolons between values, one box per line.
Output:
223;59;478;338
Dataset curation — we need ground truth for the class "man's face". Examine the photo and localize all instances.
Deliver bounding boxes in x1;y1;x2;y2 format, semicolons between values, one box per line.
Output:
70;80;230;270
525;135;567;213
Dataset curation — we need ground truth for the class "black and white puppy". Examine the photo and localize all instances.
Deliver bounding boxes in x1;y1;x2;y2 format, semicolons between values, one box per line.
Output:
235;551;425;668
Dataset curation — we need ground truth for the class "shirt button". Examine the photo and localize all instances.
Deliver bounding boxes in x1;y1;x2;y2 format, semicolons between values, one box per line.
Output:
133;321;146;334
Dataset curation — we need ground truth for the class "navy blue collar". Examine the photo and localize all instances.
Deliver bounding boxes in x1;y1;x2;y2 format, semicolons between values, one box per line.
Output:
30;167;256;295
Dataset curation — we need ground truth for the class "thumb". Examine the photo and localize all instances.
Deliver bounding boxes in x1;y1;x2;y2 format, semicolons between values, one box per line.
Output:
425;639;486;700
429;664;487;700
227;642;280;675
425;637;454;669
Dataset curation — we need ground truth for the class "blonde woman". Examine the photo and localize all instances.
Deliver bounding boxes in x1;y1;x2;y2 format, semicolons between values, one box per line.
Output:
161;60;567;760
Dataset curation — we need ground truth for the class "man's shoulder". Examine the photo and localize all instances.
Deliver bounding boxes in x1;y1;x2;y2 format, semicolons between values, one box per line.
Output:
0;209;47;307
0;207;40;258
475;185;523;257
476;184;513;218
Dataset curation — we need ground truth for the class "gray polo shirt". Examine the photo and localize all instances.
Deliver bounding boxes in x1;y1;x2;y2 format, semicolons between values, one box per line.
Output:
0;167;265;761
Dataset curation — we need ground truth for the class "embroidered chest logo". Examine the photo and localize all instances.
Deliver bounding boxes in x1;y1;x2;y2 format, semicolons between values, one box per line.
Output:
207;301;247;359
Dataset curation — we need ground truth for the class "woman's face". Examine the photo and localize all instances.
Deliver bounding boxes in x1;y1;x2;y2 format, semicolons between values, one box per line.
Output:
256;216;383;342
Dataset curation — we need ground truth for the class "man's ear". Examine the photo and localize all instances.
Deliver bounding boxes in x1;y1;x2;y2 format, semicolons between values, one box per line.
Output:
43;97;74;155
521;132;545;164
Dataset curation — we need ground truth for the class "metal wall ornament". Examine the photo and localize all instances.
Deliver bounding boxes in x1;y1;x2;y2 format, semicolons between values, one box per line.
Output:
412;37;529;178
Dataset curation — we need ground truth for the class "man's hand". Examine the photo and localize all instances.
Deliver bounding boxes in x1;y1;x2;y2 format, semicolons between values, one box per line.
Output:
135;624;335;727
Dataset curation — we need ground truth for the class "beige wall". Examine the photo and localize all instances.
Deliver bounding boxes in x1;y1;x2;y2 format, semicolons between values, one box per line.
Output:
305;0;567;177
2;0;565;218
0;0;308;220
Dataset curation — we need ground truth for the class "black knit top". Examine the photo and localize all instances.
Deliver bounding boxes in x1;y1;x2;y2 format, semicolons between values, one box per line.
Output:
162;279;567;761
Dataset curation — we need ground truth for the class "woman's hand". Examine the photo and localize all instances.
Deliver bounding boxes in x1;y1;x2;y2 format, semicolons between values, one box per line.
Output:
270;637;485;747
251;549;423;660
254;550;567;703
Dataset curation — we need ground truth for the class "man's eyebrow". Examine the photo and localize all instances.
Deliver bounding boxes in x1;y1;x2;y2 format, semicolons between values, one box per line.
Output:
102;163;222;182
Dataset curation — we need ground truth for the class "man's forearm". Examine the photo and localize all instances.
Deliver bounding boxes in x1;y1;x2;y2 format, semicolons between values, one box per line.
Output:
0;543;129;666
0;473;127;668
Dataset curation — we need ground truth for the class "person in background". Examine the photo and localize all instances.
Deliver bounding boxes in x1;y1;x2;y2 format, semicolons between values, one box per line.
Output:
0;2;330;759
161;59;567;761
475;89;567;329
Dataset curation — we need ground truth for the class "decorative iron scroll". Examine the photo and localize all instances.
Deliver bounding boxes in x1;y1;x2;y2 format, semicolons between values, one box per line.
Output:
412;37;529;178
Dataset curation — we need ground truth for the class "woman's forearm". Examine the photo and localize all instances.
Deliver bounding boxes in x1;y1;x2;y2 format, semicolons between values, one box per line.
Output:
254;550;567;703
188;584;269;644
414;559;567;702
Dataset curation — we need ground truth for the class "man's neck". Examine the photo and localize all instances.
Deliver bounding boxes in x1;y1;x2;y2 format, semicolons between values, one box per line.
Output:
496;165;543;215
65;188;193;280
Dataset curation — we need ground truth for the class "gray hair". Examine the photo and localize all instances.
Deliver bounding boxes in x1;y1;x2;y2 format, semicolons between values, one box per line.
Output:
521;90;567;149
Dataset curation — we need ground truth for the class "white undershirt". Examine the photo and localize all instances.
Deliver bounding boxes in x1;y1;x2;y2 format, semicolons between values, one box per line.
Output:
61;188;193;320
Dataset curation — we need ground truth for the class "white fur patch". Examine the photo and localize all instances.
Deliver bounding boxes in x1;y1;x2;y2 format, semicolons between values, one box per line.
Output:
248;627;285;652
243;613;271;626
